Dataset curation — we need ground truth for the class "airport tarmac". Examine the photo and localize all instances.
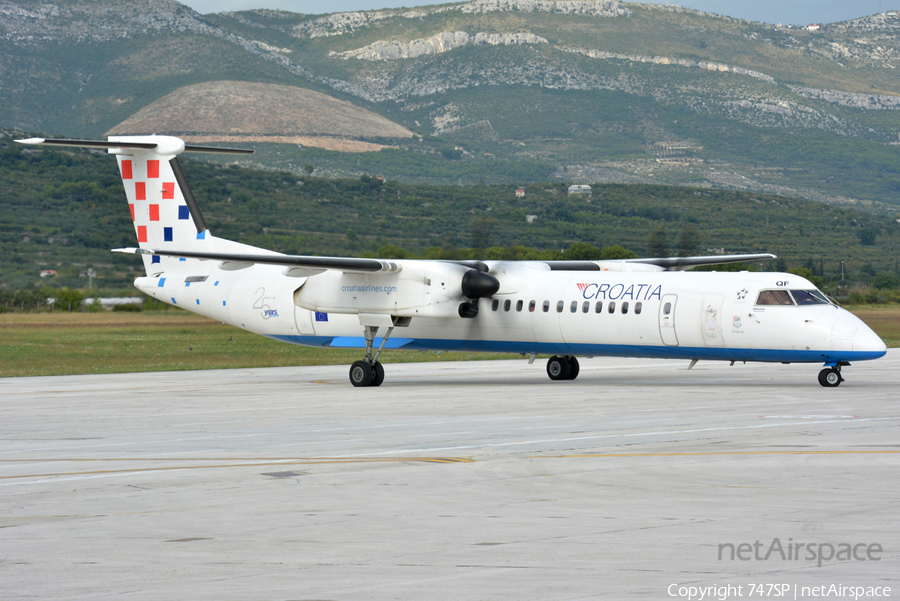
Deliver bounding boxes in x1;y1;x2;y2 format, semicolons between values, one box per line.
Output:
2;352;899;600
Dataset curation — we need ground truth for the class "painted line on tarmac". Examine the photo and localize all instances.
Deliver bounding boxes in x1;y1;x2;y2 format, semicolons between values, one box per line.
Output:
534;450;900;458
0;456;476;481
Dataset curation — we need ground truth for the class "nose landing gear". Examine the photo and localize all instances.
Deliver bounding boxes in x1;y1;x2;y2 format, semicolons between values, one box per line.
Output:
817;362;848;387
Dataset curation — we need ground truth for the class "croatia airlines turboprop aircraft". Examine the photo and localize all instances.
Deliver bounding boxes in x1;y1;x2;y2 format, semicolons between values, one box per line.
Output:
17;135;886;387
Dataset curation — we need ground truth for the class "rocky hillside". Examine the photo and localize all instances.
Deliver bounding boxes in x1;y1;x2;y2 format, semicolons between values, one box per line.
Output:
106;81;413;151
1;0;900;206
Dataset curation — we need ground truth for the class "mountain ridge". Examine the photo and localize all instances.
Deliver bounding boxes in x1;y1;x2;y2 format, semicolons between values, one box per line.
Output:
1;0;899;206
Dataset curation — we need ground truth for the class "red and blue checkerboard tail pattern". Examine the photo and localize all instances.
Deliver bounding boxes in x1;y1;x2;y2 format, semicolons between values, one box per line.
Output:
15;135;258;277
111;136;222;276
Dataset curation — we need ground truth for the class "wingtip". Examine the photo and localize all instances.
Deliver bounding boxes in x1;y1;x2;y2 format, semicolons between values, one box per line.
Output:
112;247;154;255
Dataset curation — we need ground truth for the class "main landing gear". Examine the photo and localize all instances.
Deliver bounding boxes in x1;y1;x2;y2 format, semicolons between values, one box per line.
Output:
349;325;393;387
818;362;848;388
546;355;580;381
349;318;411;387
350;358;384;387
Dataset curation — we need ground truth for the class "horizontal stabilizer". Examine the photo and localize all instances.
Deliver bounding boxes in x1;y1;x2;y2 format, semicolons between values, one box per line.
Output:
16;137;156;150
111;247;401;273
15;137;253;155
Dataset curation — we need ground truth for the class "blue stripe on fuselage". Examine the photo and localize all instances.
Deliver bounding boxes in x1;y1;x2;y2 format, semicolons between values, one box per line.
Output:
266;335;885;364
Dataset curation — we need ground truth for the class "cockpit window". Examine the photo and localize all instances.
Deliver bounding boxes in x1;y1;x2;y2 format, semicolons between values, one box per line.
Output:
756;289;833;306
755;290;794;306
790;290;831;305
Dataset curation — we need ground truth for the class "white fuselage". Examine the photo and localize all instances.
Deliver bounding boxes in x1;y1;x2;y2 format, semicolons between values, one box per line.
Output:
135;261;886;365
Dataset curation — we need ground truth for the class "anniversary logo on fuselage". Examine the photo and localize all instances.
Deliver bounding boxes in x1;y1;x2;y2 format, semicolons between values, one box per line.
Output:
577;282;663;301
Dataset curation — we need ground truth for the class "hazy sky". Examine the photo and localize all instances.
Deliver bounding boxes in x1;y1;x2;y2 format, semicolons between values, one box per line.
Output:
181;0;899;25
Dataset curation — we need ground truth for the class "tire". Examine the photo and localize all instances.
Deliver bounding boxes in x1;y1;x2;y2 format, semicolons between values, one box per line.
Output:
565;356;580;380
818;368;841;388
547;355;571;381
372;361;385;387
350;360;375;387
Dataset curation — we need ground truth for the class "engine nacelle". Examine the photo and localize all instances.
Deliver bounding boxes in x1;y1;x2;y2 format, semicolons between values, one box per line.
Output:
295;261;497;320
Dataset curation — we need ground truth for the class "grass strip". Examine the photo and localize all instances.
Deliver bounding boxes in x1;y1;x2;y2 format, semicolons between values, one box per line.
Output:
1;306;895;378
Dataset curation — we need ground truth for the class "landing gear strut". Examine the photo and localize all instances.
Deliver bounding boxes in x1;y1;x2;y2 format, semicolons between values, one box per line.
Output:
547;355;580;381
349;318;410;387
817;363;846;388
349;324;393;387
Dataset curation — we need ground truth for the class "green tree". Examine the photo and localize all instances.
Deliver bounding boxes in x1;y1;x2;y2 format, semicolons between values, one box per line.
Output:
872;272;900;290
677;223;703;257
87;296;103;313
599;245;638;260
470;215;498;258
646;224;668;258
788;267;823;288
857;225;879;246
562;242;602;260
376;244;410;259
54;287;84;312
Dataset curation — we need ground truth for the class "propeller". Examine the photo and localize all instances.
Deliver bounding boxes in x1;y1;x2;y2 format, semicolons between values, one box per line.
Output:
461;269;500;299
458;269;500;318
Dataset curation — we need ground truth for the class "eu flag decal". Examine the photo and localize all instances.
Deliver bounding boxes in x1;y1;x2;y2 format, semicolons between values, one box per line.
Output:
315;312;329;322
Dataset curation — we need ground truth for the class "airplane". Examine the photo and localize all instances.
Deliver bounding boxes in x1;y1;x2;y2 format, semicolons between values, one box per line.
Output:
16;135;887;387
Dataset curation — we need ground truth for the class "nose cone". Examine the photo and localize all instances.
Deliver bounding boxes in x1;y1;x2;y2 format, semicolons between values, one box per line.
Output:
832;311;886;359
856;324;887;357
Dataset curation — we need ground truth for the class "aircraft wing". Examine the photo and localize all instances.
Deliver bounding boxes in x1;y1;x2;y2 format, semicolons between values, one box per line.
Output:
624;253;776;271
112;247;400;273
114;248;775;274
533;253;775;272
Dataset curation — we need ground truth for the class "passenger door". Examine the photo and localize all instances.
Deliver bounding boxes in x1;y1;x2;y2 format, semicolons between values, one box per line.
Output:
701;294;725;347
659;294;678;346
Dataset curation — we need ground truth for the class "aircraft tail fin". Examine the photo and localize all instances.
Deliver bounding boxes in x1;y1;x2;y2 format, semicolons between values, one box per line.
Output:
16;135;255;276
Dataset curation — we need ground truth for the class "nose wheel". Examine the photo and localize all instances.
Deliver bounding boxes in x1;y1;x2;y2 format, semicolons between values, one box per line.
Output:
817;365;844;387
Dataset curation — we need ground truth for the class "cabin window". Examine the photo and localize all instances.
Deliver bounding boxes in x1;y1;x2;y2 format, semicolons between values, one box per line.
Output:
595;301;603;314
756;290;794;306
570;301;578;313
635;302;642;315
542;300;550;313
790;290;831;305
491;299;500;311
516;300;524;312
663;302;672;315
504;299;511;312
582;301;590;313
557;301;565;313
529;300;536;312
621;301;629;314
608;301;616;314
